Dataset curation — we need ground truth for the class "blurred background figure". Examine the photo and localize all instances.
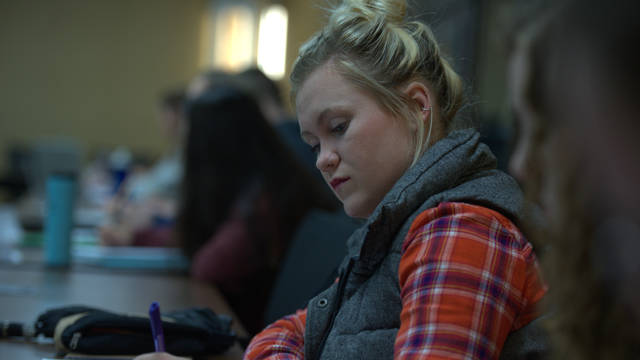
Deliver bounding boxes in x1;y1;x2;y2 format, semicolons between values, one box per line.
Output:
185;69;235;100
99;88;186;247
508;0;640;358
178;85;337;335
233;67;320;180
187;67;322;182
126;88;186;202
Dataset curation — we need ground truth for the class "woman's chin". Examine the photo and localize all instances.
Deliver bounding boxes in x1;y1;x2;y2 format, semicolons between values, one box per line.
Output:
342;201;373;219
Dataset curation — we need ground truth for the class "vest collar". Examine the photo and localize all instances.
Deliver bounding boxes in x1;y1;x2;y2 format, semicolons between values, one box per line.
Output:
345;129;523;272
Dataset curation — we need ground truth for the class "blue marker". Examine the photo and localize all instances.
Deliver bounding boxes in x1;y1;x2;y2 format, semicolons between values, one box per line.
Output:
148;302;166;352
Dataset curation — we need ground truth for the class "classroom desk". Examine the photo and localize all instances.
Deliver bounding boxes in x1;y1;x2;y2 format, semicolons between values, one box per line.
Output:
0;265;248;359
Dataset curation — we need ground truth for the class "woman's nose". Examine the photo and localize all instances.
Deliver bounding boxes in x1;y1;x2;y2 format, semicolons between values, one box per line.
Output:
316;147;339;173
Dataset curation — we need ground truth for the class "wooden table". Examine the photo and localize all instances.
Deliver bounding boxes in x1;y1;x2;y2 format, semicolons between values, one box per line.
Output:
0;263;247;359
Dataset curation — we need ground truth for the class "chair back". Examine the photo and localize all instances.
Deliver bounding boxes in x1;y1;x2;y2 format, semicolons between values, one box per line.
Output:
264;209;360;324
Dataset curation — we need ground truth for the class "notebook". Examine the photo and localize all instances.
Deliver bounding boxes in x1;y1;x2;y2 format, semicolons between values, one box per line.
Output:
71;228;189;271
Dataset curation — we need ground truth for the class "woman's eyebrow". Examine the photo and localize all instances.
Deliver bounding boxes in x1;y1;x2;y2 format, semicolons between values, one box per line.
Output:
300;108;332;137
300;106;350;139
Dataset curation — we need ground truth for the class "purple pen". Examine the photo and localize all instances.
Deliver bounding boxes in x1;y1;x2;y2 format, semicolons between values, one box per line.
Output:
148;301;166;352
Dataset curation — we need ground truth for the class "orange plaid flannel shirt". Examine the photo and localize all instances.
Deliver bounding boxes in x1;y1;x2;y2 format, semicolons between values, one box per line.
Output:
244;202;547;359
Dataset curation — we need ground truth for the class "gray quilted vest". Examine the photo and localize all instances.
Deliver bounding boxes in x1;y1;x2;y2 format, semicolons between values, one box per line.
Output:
303;129;548;360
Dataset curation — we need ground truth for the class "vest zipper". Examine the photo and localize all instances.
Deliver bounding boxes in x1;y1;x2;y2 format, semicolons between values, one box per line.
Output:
314;257;355;360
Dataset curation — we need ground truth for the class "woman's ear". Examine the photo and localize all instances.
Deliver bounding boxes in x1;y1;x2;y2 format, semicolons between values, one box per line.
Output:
403;81;443;148
402;81;433;113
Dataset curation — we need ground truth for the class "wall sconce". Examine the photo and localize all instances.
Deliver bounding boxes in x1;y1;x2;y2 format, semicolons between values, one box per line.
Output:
257;4;288;80
212;4;255;71
205;1;288;80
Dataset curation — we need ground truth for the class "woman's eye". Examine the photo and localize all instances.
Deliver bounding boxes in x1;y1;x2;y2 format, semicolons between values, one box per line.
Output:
331;122;347;134
310;144;320;154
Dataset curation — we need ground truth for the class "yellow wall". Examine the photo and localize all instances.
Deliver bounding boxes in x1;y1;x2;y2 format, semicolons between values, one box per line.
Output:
0;0;518;174
0;0;208;169
280;0;324;111
0;0;324;171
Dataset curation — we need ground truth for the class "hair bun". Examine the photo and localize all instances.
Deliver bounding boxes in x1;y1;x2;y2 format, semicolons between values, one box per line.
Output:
336;0;407;25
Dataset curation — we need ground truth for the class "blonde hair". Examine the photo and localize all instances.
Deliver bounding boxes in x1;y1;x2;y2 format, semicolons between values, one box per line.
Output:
291;0;465;164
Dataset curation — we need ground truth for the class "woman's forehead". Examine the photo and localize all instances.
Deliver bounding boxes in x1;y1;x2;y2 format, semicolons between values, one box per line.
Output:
296;64;353;113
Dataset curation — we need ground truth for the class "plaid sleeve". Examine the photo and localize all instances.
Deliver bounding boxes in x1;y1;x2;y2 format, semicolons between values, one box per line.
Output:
243;309;307;360
394;202;546;360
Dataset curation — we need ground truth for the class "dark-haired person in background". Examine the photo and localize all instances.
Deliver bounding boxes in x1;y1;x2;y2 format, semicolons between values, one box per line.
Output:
234;68;321;183
100;88;186;247
178;87;338;335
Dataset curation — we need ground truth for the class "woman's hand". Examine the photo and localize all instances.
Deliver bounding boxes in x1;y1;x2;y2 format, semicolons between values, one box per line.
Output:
133;352;190;360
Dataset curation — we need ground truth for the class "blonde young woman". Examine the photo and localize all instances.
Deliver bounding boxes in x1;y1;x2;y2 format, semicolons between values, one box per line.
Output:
136;0;547;359
245;0;546;358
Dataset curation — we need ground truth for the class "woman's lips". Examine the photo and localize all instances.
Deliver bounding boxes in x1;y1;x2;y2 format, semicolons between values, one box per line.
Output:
330;177;349;190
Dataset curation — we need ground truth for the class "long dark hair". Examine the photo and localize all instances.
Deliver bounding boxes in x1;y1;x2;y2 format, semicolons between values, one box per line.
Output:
177;86;337;264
